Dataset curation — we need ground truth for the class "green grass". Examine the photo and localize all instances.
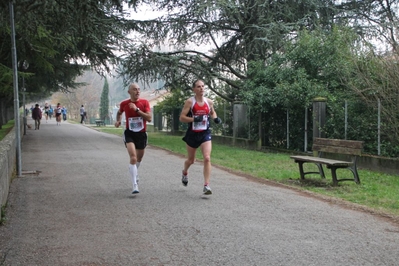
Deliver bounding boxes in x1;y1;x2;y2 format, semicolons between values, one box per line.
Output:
96;127;124;136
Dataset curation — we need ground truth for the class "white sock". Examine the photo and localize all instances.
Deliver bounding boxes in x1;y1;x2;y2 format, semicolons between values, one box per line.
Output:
129;164;138;187
136;161;141;169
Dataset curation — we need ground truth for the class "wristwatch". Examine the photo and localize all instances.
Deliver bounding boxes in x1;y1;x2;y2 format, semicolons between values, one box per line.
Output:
135;108;140;112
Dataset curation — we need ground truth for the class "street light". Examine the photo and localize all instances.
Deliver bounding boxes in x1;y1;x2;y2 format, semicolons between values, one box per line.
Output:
10;1;22;177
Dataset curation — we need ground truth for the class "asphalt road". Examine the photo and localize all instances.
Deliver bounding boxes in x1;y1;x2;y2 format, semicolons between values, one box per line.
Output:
0;117;398;266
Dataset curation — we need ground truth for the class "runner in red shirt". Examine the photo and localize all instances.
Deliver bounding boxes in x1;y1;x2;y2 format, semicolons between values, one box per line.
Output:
115;83;152;194
179;79;222;195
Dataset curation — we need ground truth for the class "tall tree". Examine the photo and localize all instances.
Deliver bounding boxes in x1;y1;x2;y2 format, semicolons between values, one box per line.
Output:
100;78;110;121
0;0;133;124
335;0;399;52
117;0;396;101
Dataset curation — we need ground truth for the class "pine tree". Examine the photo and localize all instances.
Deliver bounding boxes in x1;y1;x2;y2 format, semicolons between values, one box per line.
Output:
99;78;109;122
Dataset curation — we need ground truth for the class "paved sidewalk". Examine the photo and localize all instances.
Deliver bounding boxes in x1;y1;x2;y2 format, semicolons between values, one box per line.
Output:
0;117;398;266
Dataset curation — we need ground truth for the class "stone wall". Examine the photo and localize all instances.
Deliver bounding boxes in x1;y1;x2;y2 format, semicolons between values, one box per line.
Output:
0;126;16;207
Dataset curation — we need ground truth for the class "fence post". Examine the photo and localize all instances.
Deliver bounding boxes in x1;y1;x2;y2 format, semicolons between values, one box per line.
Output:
286;109;289;149
233;102;247;141
345;100;348;140
257;114;262;150
378;98;381;156
304;107;308;152
313;97;326;140
172;108;180;133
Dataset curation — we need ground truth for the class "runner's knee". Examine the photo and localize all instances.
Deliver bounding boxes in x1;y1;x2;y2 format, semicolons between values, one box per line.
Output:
129;155;138;165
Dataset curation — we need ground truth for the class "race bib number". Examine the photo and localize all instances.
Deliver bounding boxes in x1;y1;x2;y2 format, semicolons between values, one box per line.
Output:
192;115;208;130
128;117;144;132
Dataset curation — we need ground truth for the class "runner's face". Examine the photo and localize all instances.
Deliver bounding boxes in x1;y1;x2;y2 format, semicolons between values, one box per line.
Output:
129;85;140;99
193;81;205;96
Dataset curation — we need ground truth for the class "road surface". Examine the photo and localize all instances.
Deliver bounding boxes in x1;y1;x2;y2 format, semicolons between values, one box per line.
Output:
0;117;398;265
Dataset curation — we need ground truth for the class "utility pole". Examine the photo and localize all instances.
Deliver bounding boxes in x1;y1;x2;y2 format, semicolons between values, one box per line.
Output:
9;1;22;177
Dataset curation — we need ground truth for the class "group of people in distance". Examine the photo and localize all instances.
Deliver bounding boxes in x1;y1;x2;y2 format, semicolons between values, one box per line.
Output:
115;79;221;195
31;102;66;129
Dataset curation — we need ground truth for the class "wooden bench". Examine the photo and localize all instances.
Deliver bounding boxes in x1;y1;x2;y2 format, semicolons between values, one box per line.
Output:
95;120;105;126
290;138;363;186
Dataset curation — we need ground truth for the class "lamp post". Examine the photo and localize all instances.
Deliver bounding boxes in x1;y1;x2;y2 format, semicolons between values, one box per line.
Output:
9;0;22;177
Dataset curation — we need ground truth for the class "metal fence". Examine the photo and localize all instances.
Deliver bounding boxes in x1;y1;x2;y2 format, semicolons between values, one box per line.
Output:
154;98;399;157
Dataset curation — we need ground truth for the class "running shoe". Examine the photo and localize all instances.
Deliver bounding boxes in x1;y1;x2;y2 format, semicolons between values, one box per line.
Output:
181;171;188;186
203;185;212;195
132;184;139;194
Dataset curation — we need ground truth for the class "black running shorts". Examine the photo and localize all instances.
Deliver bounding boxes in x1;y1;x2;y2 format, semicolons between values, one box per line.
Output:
124;130;148;149
182;129;212;149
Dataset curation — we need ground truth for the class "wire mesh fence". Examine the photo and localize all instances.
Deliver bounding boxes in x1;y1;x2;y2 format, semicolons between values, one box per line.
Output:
153;97;399;157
